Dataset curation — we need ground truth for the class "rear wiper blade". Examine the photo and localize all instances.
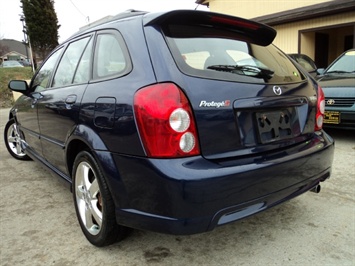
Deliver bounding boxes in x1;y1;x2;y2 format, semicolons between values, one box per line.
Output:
207;64;274;79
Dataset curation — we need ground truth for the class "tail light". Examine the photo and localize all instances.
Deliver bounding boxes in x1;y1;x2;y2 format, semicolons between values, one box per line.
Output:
315;85;325;131
134;83;200;158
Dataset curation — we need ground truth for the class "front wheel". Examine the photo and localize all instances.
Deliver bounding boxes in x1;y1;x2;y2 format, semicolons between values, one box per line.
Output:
4;118;31;160
72;151;129;246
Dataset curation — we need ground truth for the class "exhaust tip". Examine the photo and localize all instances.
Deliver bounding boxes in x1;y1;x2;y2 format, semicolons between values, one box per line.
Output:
310;184;321;193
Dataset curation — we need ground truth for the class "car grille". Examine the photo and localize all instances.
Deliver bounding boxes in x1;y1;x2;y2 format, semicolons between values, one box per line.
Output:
325;97;355;107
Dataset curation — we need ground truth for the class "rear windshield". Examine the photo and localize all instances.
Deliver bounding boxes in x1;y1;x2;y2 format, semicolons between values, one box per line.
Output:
163;24;305;84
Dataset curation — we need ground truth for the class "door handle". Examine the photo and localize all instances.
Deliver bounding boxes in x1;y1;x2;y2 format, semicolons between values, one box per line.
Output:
65;95;77;104
65;95;77;110
31;92;43;108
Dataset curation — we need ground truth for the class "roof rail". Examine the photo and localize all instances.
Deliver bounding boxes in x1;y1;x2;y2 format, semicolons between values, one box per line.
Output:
77;9;148;34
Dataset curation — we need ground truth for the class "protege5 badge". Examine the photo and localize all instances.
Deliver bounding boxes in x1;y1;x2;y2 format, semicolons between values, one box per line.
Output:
199;100;231;108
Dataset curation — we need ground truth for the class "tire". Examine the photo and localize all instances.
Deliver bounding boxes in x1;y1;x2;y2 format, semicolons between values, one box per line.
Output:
4;118;31;160
72;151;129;246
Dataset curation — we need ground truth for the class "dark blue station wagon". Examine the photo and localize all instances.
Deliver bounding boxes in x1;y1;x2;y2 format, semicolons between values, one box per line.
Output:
4;10;334;246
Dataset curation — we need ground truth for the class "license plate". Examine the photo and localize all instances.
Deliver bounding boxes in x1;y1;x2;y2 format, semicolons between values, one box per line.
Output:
255;108;299;144
324;111;341;124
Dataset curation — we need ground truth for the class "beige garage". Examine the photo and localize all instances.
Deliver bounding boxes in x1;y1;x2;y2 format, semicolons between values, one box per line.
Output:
196;0;355;67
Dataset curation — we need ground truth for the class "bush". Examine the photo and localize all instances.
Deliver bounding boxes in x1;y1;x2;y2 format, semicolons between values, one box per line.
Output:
0;67;33;108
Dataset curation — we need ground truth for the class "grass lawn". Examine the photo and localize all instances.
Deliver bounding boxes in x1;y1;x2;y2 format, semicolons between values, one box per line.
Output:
0;67;34;108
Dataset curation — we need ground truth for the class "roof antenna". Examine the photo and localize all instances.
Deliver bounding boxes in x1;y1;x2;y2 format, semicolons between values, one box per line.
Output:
195;4;200;10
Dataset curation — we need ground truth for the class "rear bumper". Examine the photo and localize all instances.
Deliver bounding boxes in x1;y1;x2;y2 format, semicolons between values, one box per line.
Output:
116;172;329;235
106;131;334;235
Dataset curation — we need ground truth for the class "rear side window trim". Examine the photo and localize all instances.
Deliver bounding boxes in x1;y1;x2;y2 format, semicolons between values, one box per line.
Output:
92;29;132;82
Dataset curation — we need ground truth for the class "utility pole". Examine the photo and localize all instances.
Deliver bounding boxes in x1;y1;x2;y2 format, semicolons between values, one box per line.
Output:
19;14;35;72
19;15;29;61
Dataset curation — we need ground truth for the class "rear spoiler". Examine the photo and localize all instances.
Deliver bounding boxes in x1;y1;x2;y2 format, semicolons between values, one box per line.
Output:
143;10;276;46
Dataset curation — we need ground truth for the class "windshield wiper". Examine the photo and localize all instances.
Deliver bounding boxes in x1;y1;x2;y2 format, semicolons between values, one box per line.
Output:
325;70;352;74
207;64;274;79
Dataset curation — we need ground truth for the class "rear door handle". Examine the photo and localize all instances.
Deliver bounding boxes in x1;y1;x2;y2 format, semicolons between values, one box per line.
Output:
65;95;77;104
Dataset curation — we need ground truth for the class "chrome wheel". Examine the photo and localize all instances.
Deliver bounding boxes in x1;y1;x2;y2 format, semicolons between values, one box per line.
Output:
72;151;129;246
7;123;25;156
75;161;102;235
4;119;30;160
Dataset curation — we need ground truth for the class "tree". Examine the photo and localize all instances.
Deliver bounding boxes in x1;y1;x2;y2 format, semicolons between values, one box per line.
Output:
21;0;60;63
0;41;9;57
0;40;9;65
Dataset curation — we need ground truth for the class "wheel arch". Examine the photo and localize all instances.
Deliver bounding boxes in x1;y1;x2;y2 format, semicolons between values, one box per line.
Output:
8;108;16;121
66;139;90;181
66;124;108;181
66;124;126;209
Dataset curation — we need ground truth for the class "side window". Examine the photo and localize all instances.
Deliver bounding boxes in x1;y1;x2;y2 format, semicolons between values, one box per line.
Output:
32;47;63;92
53;36;91;87
73;37;93;84
94;31;131;79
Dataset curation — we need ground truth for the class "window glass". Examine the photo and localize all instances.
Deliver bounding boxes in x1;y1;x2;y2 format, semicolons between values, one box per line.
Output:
294;57;315;71
73;37;93;84
164;24;305;84
182;51;209;70
94;32;130;79
32;48;63;92
327;51;355;73
53;37;90;87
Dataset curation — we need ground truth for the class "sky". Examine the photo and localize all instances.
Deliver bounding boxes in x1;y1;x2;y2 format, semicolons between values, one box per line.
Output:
0;0;208;43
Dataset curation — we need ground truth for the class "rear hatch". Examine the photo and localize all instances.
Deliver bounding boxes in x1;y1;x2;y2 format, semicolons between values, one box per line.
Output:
143;11;319;159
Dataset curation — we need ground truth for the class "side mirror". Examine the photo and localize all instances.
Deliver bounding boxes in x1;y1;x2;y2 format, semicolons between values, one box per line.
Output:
8;80;29;93
317;68;325;75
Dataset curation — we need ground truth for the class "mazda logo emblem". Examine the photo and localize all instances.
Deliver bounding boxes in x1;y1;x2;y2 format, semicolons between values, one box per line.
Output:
273;86;282;95
327;99;335;105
